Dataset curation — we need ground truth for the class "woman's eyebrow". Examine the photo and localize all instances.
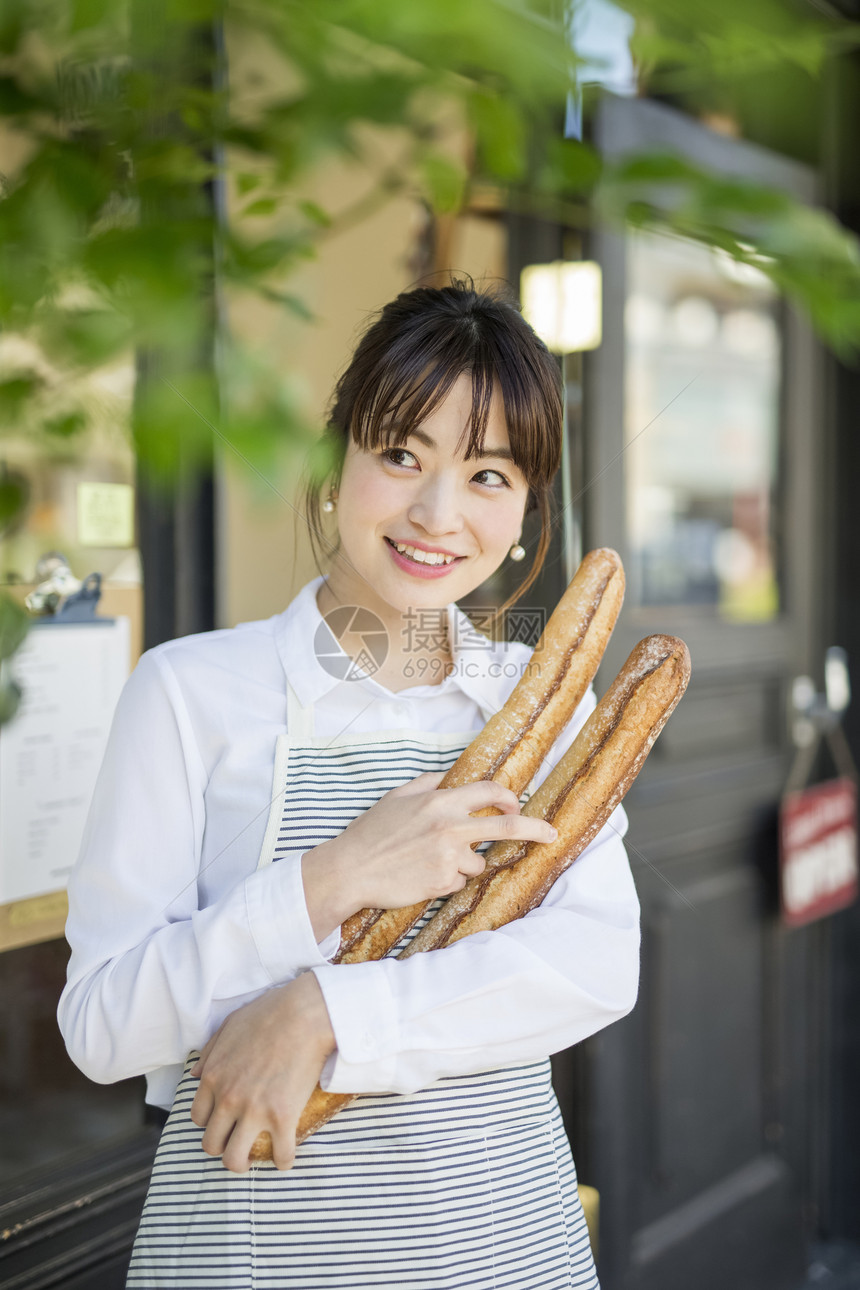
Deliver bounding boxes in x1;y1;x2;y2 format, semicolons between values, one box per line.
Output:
405;427;516;462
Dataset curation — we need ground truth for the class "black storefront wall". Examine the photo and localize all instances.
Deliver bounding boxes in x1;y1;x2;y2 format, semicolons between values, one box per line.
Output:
574;95;832;1290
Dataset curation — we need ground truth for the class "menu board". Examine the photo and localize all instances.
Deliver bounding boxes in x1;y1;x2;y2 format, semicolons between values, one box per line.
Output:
0;619;130;922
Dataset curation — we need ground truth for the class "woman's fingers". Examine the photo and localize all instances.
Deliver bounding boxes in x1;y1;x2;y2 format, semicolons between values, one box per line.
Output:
478;811;557;845
199;1113;297;1175
459;849;489;878
200;1103;240;1160
185;977;335;1175
438;778;521;812
190;1035;215;1079
190;1080;214;1128
325;770;559;912
220;1118;267;1175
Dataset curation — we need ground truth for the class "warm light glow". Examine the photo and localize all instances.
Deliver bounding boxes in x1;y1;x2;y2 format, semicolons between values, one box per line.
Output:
520;261;602;353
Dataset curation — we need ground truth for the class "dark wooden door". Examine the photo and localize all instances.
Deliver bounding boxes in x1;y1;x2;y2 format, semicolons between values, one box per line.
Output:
567;97;827;1290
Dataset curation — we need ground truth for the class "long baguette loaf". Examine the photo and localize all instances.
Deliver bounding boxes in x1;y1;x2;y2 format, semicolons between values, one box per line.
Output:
334;547;624;965
401;634;690;953
248;633;690;1161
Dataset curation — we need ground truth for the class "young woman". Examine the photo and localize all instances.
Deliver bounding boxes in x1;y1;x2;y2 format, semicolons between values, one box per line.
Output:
59;281;640;1289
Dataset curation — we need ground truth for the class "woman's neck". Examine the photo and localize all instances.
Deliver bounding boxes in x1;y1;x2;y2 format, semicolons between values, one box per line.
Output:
316;577;454;692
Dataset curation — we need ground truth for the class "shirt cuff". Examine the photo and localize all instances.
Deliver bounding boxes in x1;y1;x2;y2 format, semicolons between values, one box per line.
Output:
312;960;400;1094
244;856;336;984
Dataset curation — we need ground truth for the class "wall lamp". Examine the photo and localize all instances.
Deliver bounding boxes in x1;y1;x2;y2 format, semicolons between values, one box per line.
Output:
520;260;603;354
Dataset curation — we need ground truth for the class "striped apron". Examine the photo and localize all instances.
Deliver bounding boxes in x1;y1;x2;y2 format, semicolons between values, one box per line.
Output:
127;681;599;1290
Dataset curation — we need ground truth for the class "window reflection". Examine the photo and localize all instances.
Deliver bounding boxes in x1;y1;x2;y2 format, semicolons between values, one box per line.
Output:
0;939;144;1183
625;231;781;620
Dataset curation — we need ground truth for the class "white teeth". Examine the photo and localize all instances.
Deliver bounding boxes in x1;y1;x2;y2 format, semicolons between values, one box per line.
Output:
392;541;456;566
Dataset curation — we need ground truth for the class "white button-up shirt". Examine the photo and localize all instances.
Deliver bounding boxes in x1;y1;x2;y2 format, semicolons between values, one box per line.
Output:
58;576;641;1110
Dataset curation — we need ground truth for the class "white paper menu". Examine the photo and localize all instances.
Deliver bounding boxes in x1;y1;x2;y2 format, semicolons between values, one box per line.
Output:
0;619;130;904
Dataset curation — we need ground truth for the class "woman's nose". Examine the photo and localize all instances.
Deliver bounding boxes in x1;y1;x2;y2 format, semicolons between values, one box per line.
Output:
407;474;465;535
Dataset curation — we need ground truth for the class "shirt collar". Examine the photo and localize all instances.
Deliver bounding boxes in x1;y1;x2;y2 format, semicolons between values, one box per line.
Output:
275;576;519;719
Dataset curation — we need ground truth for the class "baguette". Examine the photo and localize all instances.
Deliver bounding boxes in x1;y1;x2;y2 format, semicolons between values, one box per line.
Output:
248;633;690;1160
334;547;625;965
402;634;690;953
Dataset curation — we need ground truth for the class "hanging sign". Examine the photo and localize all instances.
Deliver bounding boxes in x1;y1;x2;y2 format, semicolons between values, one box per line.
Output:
779;777;858;927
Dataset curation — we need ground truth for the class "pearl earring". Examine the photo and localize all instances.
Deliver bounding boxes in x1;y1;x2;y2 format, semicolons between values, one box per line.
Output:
322;488;338;514
509;543;525;562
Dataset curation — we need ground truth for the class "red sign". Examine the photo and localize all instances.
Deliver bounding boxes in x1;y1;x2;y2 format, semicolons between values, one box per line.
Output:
780;778;858;927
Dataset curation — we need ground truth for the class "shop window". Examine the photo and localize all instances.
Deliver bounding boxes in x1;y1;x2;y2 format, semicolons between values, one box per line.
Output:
1;354;147;1188
0;940;145;1184
624;229;782;621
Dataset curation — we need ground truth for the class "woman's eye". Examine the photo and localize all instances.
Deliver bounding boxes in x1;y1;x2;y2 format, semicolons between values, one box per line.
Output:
382;447;416;467
473;468;510;489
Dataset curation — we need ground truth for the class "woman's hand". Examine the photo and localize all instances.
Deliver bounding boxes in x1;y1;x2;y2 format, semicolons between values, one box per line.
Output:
189;972;335;1174
302;772;558;941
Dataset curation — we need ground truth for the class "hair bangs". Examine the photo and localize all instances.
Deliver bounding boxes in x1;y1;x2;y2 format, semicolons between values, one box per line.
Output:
348;325;499;461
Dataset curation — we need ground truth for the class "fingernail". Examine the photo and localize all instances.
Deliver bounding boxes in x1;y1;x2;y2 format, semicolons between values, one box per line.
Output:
547;826;558;838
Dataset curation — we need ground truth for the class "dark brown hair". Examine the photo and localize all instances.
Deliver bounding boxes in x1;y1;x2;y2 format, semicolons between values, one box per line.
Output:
302;278;563;624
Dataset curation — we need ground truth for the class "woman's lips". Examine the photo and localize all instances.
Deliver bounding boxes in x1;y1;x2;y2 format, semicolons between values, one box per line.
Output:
384;537;466;579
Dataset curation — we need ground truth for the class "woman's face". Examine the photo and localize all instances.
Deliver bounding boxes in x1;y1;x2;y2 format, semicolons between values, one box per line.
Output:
328;373;530;619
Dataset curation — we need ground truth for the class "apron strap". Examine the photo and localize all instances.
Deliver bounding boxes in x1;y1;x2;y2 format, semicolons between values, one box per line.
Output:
286;680;315;741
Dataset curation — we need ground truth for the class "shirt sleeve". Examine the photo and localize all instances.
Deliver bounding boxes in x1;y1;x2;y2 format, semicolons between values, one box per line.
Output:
57;648;337;1087
312;689;641;1095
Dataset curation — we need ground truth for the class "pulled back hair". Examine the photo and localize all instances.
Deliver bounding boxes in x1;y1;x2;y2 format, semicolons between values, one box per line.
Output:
302;278;563;624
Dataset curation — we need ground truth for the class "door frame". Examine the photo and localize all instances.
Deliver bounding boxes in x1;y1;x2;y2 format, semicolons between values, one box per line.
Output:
579;94;826;1289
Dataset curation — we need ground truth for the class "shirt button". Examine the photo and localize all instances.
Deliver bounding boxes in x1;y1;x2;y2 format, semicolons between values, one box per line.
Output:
361;1032;375;1053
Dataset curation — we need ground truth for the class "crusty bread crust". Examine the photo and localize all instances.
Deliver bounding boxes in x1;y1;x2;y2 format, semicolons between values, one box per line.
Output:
248;632;690;1162
333;548;625;964
401;635;691;954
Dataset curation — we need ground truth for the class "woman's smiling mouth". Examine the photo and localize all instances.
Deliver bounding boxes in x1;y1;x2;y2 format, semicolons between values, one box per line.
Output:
384;537;466;576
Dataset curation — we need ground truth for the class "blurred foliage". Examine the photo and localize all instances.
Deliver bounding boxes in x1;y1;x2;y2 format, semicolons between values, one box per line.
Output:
0;589;27;723
1;0;860;694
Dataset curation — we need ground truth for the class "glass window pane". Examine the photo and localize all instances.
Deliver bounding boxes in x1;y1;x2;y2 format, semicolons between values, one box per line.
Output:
625;230;782;620
0;939;144;1184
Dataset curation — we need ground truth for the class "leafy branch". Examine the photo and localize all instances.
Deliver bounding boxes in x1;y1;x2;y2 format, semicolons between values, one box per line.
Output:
1;0;860;702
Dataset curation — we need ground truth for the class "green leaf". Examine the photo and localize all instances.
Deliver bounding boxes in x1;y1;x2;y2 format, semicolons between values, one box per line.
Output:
69;0;124;34
257;286;315;320
42;408;89;439
0;591;28;726
39;306;133;367
0;670;22;726
0;374;42;423
469;89;527;182
420;153;466;214
236;172;263;196
0;1;26;56
0;592;29;662
133;369;219;481
0;472;28;528
298;200;332;228
0;74;43;114
242;197;280;218
539;137;602;197
608;151;703;185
